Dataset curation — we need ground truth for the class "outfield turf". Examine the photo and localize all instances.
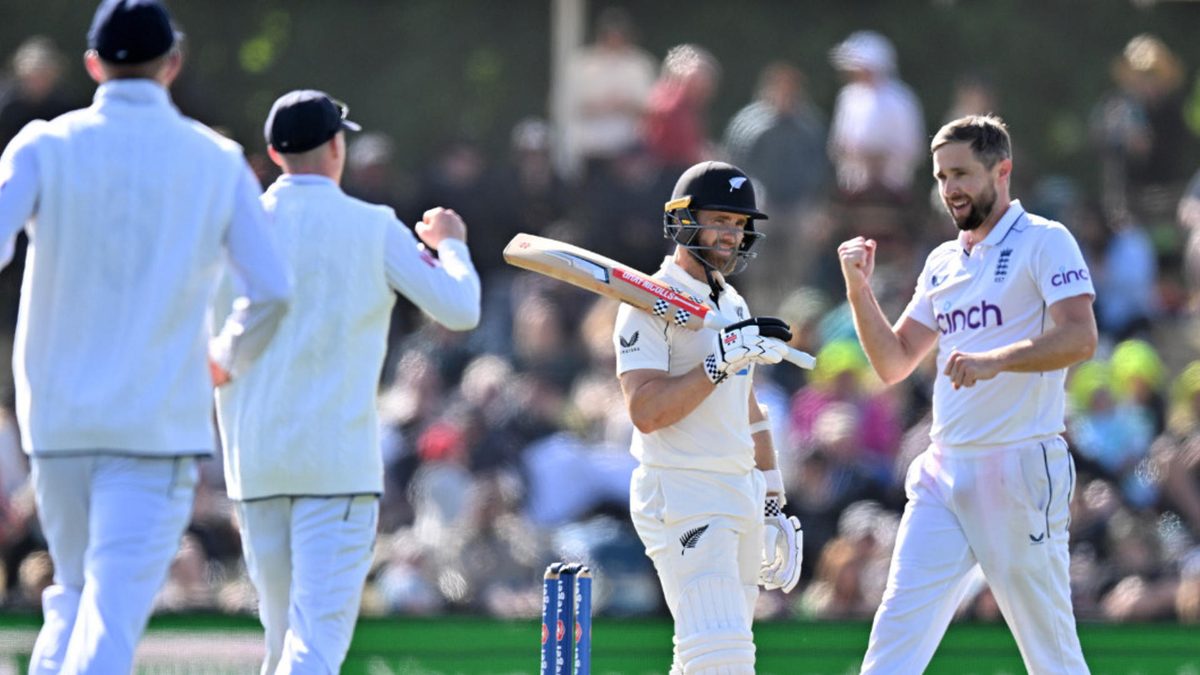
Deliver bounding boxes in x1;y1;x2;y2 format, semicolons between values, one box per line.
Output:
0;614;1195;673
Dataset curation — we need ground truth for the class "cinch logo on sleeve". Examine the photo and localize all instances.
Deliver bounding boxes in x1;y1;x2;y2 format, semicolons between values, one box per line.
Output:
1051;267;1090;287
935;300;1004;335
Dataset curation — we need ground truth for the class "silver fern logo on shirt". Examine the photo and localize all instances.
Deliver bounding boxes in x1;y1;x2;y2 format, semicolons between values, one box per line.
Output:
680;524;710;555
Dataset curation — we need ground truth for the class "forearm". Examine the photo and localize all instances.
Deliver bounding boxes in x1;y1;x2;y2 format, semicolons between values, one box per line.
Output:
626;367;715;433
986;320;1097;373
750;403;777;472
847;285;918;384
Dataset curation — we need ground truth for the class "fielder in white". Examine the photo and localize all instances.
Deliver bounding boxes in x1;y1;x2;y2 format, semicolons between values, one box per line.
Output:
215;89;481;674
838;115;1095;674
615;161;803;675
0;1;292;672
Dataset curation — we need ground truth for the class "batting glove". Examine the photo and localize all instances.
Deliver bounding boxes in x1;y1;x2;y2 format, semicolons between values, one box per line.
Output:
704;317;793;384
759;469;803;593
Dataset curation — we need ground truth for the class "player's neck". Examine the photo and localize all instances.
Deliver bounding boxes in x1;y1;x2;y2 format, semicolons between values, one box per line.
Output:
674;248;707;282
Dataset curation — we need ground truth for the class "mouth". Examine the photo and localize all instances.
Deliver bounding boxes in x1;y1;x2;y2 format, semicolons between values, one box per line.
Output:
946;197;971;219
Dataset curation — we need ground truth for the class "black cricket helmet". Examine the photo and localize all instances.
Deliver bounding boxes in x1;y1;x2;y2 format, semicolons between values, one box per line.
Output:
663;161;768;275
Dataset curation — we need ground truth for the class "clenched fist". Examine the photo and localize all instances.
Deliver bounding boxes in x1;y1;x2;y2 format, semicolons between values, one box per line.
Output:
417;207;468;250
837;236;877;293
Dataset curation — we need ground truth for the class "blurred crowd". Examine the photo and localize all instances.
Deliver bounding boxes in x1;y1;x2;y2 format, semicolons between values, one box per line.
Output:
1;10;1200;628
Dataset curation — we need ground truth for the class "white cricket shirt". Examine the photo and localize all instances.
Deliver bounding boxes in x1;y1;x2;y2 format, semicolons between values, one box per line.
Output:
0;80;290;456
614;256;757;474
900;201;1095;447
217;174;480;500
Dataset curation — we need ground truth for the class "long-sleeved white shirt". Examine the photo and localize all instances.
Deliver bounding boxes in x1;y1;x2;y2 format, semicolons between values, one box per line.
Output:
217;174;480;500
0;79;290;456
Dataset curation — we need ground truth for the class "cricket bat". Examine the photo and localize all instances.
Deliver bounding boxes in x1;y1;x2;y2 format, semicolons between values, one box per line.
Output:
503;233;816;370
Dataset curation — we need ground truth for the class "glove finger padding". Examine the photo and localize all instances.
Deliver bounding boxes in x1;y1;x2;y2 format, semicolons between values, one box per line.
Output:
759;514;803;593
751;317;793;342
756;338;789;365
707;317;798;384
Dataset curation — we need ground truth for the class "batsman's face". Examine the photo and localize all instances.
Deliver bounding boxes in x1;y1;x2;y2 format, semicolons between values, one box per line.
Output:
695;209;748;268
933;142;1005;232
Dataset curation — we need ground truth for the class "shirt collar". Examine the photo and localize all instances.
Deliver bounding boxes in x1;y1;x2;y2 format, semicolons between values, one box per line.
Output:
272;173;340;189
93;80;174;109
957;199;1025;251
659;255;724;300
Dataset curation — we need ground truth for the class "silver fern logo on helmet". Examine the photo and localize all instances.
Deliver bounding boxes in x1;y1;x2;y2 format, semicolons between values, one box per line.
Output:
729;177;747;191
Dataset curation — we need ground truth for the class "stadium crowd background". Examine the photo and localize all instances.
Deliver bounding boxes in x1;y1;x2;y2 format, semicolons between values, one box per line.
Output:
0;0;1199;630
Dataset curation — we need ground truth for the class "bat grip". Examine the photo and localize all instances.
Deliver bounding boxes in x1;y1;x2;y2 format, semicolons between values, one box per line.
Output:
701;313;816;370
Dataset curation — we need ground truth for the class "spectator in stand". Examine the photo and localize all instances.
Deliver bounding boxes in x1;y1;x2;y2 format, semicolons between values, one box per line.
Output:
1066;361;1157;509
827;31;924;204
1091;34;1195;224
0;36;74;146
1110;338;1168;435
581;141;671;275
1163;362;1200;537
724;61;831;305
495;117;569;241
343;131;410;215
788;339;901;487
642;44;720;179
724;61;830;215
1094;210;1159;340
943;72;999;123
560;6;656;185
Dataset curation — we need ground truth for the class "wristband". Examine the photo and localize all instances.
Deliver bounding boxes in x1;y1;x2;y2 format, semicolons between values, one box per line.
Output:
763;468;784;496
749;420;772;435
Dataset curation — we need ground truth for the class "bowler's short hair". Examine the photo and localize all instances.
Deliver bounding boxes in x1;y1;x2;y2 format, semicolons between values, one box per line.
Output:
931;114;1011;168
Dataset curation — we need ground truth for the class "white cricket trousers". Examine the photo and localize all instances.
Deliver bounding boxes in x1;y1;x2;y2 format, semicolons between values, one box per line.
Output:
29;454;197;675
236;495;378;675
630;466;764;675
862;437;1089;674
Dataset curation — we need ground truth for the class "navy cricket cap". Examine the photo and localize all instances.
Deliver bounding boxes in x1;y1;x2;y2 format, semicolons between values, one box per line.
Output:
88;0;179;65
265;90;362;154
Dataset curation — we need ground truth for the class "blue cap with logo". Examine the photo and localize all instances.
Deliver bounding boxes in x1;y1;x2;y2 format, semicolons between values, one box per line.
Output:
88;0;179;65
264;90;362;154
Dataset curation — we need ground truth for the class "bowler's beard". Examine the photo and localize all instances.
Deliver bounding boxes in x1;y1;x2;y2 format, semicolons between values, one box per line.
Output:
950;185;997;231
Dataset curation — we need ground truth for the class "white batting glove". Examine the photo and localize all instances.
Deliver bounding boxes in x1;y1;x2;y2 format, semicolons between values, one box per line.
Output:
704;317;793;384
759;470;803;593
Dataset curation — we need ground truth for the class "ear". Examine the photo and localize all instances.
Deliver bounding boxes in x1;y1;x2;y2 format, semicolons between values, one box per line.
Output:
266;145;285;169
159;49;184;86
83;50;105;84
328;131;345;160
995;157;1013;183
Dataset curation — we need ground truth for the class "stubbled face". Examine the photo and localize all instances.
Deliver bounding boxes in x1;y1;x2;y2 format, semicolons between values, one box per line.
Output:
933;142;999;232
694;209;748;271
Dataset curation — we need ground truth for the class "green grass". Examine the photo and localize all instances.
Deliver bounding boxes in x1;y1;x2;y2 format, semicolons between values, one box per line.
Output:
0;614;1195;674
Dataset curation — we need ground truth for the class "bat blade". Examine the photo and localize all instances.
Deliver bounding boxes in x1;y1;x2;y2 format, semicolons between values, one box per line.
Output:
503;233;815;369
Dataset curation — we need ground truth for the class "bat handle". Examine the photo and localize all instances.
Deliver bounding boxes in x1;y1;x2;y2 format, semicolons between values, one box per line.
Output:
784;347;817;370
701;313;816;370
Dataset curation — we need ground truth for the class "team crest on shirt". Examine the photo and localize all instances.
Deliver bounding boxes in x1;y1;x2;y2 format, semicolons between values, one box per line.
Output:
994;249;1013;282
